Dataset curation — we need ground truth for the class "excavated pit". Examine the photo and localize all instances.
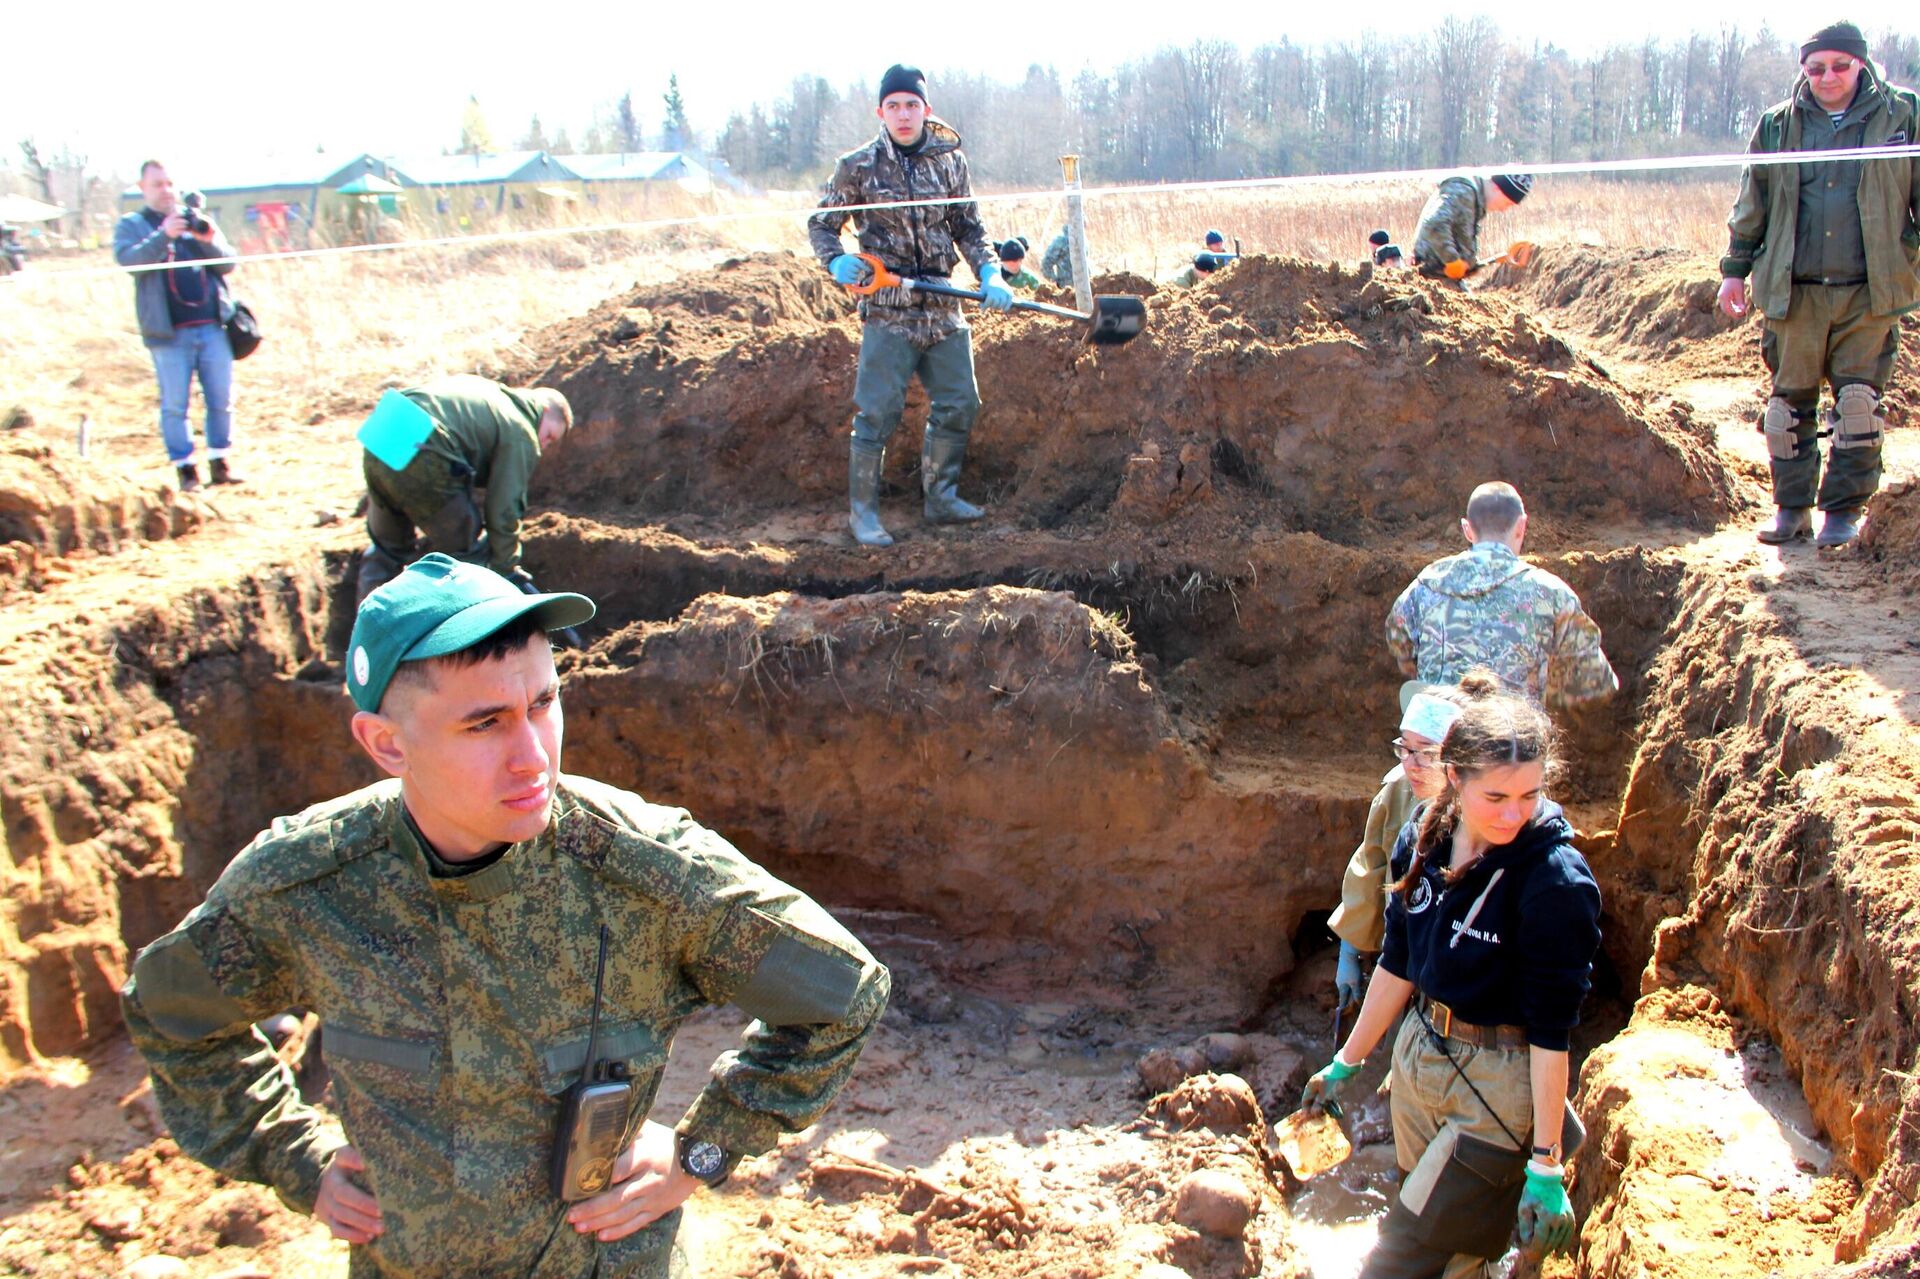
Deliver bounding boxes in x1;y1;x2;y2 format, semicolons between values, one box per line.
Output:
4;249;1918;1278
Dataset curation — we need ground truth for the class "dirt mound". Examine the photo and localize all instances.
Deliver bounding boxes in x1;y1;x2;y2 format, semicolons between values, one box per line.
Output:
1859;477;1920;591
524;251;1741;546
1572;986;1857;1279
0;440;205;591
1503;244;1920;426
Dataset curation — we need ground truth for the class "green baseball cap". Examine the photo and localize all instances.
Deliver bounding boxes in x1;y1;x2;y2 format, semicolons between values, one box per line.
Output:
346;554;596;712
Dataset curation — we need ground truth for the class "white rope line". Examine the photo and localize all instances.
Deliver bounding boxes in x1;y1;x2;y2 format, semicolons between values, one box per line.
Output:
11;143;1920;284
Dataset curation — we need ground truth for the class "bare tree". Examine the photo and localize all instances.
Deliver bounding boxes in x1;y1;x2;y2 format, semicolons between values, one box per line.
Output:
18;139;54;202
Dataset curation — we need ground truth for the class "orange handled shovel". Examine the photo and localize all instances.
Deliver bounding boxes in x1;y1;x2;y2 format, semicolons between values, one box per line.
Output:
846;252;1147;347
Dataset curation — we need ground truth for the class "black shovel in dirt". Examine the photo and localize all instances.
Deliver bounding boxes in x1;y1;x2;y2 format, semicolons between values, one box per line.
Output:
850;253;1147;347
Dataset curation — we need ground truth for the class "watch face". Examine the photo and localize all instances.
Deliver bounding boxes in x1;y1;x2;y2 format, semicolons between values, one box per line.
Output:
685;1140;726;1180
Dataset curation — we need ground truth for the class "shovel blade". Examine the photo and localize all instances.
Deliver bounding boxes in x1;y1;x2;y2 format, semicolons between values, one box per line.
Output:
1086;295;1147;346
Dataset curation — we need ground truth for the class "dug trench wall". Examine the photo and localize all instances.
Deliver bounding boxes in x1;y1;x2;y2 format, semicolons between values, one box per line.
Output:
1573;553;1920;1270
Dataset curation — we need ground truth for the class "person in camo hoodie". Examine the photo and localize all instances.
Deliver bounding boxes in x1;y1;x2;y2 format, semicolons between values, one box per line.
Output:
1385;482;1618;714
809;63;1009;548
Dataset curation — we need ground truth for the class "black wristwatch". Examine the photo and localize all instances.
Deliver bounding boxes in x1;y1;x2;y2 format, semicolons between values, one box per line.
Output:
676;1133;733;1187
1531;1142;1562;1163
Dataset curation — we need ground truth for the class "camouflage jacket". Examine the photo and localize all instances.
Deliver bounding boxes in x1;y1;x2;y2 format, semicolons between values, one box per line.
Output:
808;120;995;350
1722;67;1920;320
1411;175;1488;276
1328;766;1416;954
1041;229;1073;287
121;776;890;1279
1384;541;1618;711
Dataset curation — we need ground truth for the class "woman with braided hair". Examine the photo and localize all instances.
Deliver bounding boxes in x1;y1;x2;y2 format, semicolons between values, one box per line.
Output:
1301;670;1602;1278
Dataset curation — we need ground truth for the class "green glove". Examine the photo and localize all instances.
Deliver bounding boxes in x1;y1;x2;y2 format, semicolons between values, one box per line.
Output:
1300;1057;1361;1118
1515;1164;1575;1258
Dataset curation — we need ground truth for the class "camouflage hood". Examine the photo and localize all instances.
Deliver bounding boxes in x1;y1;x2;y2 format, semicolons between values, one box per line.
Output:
1411;541;1532;600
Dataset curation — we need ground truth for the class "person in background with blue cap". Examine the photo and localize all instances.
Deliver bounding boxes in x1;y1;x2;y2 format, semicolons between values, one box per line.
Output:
1328;684;1465;1014
119;555;890;1279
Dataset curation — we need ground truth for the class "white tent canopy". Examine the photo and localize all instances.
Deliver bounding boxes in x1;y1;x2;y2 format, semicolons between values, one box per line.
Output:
0;194;68;222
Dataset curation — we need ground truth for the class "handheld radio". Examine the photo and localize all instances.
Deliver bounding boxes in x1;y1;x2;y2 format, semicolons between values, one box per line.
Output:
550;925;634;1202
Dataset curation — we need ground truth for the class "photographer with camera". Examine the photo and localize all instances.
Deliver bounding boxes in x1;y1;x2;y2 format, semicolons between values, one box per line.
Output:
113;160;244;492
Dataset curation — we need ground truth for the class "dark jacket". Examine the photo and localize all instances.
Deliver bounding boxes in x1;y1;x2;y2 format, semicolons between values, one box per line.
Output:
1722;63;1920;319
113;208;238;343
1380;800;1601;1051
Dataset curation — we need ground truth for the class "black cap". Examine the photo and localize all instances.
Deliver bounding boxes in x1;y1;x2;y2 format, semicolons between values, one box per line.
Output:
1491;173;1533;203
1194;253;1221;272
1368;229;1391;246
1802;21;1869;62
998;238;1027;261
878;64;928;105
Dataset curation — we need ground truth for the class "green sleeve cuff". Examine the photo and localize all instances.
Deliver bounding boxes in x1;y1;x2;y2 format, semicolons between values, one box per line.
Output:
677;1087;788;1159
1719;257;1754;279
266;1118;350;1215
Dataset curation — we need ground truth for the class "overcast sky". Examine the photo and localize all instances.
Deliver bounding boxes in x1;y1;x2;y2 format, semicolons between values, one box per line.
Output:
7;1;1913;178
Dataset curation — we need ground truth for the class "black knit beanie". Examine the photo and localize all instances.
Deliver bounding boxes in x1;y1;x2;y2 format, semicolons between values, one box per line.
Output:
1194;253;1220;272
1491;173;1533;203
1802;21;1869;61
998;238;1027;261
878;65;928;104
1369;229;1391;246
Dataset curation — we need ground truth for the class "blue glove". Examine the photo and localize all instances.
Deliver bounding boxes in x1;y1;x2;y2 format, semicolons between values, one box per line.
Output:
1515;1164;1576;1258
979;263;1014;312
829;254;870;286
1335;941;1365;1009
1300;1057;1361;1119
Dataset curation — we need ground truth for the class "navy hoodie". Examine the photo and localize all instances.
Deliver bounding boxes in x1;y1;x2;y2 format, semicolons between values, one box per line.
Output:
1379;800;1601;1051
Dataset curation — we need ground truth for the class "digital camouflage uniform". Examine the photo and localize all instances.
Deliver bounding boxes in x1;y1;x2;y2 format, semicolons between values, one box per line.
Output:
122;774;890;1279
1384;542;1618;712
1411;176;1489;278
360;375;550;598
1041;229;1073;287
1723;64;1920;514
1328;766;1417;954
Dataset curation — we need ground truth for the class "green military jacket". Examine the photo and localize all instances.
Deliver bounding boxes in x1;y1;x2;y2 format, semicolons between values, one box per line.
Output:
807;119;996;350
1384;542;1618;712
1411;175;1488;276
121;775;889;1279
397;375;548;575
1328;766;1417;954
1001;267;1041;290
1723;66;1920;320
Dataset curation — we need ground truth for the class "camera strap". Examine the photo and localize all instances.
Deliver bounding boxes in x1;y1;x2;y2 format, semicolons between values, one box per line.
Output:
1413;997;1527;1151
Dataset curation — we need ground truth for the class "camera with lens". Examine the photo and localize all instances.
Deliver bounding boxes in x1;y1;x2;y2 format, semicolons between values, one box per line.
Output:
179;191;211;236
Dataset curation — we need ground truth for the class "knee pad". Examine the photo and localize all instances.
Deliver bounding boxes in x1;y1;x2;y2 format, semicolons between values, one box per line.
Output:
1831;384;1885;451
1762;396;1803;461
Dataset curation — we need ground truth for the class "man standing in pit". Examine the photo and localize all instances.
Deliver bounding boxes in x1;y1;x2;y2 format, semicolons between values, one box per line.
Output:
1385;482;1618;714
810;63;1011;548
1718;20;1920;548
1042;224;1074;288
356;374;571;604
121;555;889;1278
1411;172;1531;280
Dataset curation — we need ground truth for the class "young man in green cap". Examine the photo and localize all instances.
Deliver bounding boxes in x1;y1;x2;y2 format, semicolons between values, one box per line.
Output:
120;554;890;1278
810;62;1011;547
357;374;574;603
1718;19;1920;548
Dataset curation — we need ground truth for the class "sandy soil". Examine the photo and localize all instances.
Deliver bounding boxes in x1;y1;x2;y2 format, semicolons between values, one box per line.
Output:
3;245;1918;1278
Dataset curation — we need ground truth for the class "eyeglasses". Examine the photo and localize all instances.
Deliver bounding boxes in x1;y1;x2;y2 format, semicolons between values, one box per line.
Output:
1392;738;1442;767
1804;58;1857;78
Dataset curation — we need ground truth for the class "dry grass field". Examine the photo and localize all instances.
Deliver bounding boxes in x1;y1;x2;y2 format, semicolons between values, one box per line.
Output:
0;175;1735;483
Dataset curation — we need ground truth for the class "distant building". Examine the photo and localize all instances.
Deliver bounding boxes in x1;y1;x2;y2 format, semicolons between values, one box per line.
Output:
116;153;404;250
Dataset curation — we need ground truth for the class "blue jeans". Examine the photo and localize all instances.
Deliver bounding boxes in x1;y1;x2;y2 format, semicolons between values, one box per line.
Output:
148;322;234;465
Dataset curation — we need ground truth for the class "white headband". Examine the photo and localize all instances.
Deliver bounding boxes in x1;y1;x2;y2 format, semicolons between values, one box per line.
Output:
1401;692;1461;744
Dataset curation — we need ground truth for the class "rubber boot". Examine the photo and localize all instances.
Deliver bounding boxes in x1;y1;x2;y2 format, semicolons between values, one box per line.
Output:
209;457;243;485
848;442;894;547
922;430;984;524
176;462;202;493
1814;508;1863;548
1756;506;1812;544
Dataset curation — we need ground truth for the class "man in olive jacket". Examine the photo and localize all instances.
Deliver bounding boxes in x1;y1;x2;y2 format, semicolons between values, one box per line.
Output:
1718;20;1920;548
